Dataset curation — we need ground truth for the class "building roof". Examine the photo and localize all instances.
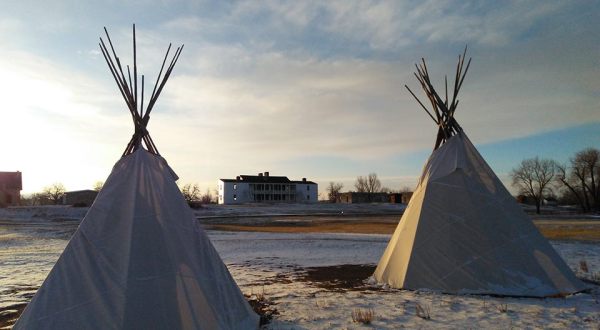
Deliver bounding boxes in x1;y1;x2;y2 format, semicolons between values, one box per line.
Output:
290;180;317;184
340;192;389;196
0;171;22;190
65;190;98;195
220;175;316;185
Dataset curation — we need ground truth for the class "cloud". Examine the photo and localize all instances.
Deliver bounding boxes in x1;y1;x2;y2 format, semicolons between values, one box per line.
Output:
1;0;598;193
207;0;570;52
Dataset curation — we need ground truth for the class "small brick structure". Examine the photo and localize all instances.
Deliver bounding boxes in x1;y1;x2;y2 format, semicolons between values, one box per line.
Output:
0;171;22;207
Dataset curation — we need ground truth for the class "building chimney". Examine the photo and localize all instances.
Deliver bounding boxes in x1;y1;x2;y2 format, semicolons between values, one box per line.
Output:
258;173;263;177
302;178;306;182
264;171;269;177
236;176;240;181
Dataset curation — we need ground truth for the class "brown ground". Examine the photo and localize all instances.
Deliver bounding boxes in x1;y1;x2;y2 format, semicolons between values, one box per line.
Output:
535;220;600;241
205;218;600;241
206;221;397;234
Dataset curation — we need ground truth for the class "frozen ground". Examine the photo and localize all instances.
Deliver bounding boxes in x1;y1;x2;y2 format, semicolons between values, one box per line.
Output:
1;206;600;328
219;231;600;329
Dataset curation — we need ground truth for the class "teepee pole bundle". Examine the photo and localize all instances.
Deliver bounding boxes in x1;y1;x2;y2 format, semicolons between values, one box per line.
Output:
405;46;470;150
99;24;184;157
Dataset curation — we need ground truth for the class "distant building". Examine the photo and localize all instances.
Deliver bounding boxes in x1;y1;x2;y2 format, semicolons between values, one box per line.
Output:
338;191;414;204
0;171;22;207
401;192;413;204
543;197;558;206
339;192;389;204
63;190;98;207
389;193;402;204
218;172;318;204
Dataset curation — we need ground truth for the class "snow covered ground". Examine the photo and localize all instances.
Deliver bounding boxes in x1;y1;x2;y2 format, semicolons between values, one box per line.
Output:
1;206;600;328
214;231;600;329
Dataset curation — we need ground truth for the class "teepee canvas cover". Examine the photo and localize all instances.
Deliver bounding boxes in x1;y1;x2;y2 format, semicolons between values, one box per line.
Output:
15;26;258;329
374;49;585;297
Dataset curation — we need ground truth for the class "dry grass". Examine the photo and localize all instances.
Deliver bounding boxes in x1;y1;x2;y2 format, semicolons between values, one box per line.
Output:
245;288;278;326
579;260;589;273
205;219;600;241
415;303;431;320
315;300;331;309
536;225;600;241
351;308;375;324
497;303;509;313
206;222;397;234
481;297;489;312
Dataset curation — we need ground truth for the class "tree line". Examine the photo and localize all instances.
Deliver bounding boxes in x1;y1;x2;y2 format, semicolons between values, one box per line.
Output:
325;147;599;213
19;181;217;207
19;182;104;206
511;147;599;214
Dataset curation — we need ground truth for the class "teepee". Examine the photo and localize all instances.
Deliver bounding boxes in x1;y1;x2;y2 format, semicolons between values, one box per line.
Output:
15;26;259;329
373;48;586;297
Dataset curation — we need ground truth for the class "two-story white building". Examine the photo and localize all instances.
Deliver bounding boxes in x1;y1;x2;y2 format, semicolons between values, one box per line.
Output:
218;172;318;204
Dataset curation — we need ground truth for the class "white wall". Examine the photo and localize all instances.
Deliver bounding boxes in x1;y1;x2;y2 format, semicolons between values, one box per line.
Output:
219;180;318;204
294;183;318;203
218;181;251;204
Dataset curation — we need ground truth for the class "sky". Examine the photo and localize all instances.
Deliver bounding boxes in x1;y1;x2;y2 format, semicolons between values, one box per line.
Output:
0;0;598;197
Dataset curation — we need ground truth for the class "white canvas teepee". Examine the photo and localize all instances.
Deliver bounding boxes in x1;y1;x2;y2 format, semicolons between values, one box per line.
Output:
15;26;259;329
374;49;586;297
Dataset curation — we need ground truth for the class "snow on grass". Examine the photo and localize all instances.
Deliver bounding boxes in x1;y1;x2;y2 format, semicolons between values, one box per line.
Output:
0;206;87;223
1;206;600;328
209;231;600;329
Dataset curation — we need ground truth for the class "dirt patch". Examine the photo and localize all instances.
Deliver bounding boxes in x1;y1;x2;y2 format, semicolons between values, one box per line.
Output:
0;303;27;329
296;264;380;291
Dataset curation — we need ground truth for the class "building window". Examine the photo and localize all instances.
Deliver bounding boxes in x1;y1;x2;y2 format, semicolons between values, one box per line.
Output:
233;194;237;201
307;195;310;200
307;186;310;191
233;184;237;190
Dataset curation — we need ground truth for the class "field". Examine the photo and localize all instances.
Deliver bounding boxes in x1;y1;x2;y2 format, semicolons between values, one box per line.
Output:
1;205;600;328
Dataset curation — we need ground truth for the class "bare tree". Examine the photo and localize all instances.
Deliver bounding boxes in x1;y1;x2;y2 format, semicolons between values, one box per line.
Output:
355;173;383;202
511;157;556;214
93;181;104;192
326;182;344;203
573;148;599;211
43;183;66;205
355;173;382;193
355;176;367;193
556;148;600;212
180;183;201;205
556;163;587;211
200;188;213;204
